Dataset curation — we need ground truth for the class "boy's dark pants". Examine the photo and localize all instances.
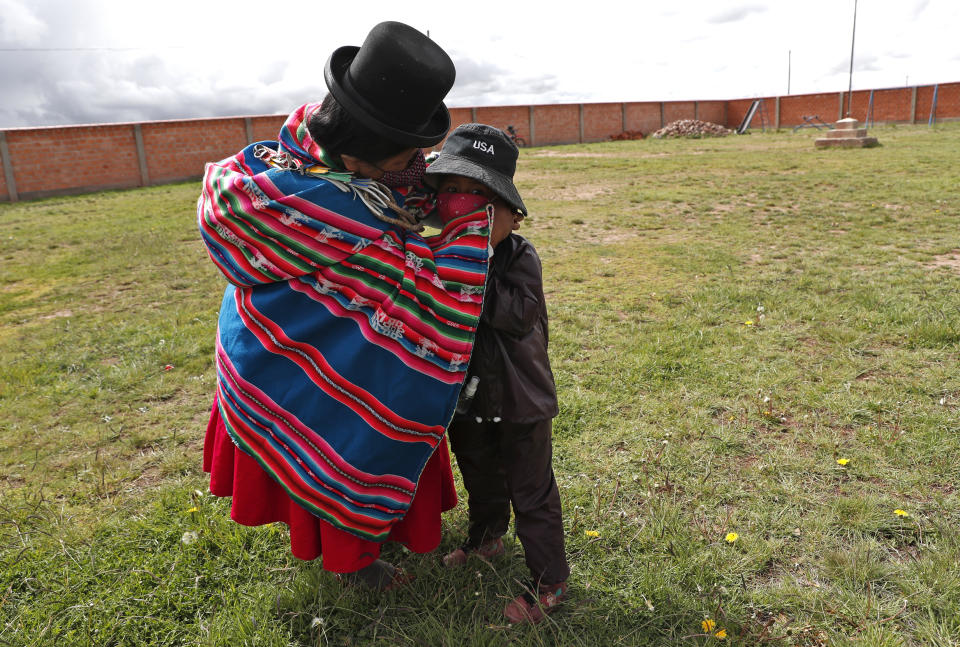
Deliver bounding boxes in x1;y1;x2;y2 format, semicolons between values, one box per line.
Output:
448;418;570;586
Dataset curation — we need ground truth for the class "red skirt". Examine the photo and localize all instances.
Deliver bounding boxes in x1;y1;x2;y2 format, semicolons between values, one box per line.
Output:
202;398;458;572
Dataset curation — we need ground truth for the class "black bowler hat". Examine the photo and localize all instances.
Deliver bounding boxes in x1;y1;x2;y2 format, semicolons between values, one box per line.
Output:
324;21;456;148
425;123;527;216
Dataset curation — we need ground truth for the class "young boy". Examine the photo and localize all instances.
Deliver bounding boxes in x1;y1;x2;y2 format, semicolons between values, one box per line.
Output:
424;124;569;624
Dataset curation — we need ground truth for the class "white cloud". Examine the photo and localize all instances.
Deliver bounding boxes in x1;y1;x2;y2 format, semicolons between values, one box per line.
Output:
707;4;766;24
0;0;957;128
0;0;47;44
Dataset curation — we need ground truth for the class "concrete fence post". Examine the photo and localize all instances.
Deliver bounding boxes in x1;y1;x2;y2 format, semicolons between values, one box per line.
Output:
470;107;477;122
774;96;781;130
528;105;535;147
578;104;584;143
133;124;150;188
244;117;254;144
621;103;627;134
0;131;18;202
838;92;845;120
659;102;665;128
910;86;918;124
694;101;699;121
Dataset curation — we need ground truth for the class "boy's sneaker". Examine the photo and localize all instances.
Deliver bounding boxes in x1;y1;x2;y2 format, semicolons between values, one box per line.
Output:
441;537;505;567
503;581;568;624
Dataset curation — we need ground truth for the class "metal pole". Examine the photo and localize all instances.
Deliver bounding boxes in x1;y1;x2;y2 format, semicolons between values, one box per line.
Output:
929;84;939;127
846;0;858;117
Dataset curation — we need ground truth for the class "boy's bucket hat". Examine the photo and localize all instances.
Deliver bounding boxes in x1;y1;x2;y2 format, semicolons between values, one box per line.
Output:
324;21;456;148
424;123;527;216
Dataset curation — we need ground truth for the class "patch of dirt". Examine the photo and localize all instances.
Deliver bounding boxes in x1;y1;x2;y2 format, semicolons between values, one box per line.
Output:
530;151;616;158
571;185;610;200
929;481;955;495
39;309;72;320
125;465;165;493
711;204;738;214
926;250;960;273
586;230;638;244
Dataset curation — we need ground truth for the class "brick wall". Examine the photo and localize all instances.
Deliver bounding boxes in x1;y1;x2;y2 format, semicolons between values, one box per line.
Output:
868;88;913;124
697;101;727;127
474;106;530;142
583;103;623;142
845;90;871;122
447;107;474;130
250;115;287;142
532;104;580;145
726;98;756;130
777;92;843;128
3;123;142;199
142;118;248;184
624;102;663;134
2;80;958;202
664;101;696;124
932;82;960;123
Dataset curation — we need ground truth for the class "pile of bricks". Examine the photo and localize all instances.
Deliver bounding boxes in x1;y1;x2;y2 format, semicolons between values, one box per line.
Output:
650;119;732;138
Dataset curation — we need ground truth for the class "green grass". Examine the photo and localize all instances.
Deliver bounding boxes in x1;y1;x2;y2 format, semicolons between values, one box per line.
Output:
3;123;960;646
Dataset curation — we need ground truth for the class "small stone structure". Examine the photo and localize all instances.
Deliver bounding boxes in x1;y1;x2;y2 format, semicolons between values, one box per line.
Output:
815;117;879;148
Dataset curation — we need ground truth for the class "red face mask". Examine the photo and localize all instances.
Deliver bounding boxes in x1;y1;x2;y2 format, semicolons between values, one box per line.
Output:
434;193;491;225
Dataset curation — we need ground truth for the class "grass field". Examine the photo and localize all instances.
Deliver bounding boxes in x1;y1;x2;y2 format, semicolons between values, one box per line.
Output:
2;123;960;646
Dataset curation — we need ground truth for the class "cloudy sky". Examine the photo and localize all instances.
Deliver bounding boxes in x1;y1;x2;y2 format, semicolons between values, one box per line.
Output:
1;0;957;128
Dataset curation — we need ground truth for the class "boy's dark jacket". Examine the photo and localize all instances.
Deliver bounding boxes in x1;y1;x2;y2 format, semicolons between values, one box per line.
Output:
458;234;559;423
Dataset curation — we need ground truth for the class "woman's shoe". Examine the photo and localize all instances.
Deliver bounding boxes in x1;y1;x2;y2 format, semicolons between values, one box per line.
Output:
441;537;505;567
503;581;568;624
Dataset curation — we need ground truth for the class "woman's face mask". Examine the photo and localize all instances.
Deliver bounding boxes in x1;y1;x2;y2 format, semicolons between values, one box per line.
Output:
377;149;427;188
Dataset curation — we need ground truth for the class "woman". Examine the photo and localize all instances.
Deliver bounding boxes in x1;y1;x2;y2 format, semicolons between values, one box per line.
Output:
197;22;490;589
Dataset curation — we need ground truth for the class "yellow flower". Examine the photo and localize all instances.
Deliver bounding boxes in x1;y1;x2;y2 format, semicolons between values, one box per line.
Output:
894;509;909;517
836;458;850;466
725;532;739;543
585;530;600;538
187;507;199;513
702;619;716;633
715;628;727;639
743;320;754;326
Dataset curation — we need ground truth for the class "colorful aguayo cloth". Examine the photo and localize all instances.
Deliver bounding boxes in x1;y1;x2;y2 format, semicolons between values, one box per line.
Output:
197;103;491;542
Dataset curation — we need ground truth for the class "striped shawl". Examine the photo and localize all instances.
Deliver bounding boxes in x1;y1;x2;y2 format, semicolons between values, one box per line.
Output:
197;103;490;541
